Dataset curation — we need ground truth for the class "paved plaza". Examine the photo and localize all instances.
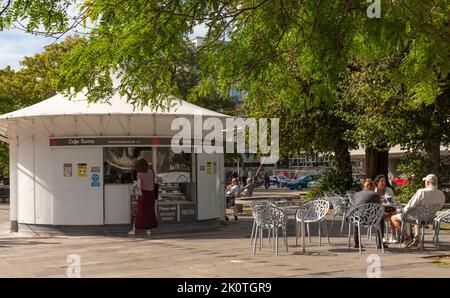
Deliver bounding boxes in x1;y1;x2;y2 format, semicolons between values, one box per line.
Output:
0;202;449;278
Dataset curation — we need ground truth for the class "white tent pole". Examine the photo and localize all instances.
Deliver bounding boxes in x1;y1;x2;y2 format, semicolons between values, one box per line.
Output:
9;137;18;232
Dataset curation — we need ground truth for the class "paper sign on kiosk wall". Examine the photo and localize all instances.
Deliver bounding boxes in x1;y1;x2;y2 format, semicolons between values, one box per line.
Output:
77;163;88;177
90;166;101;187
63;163;72;177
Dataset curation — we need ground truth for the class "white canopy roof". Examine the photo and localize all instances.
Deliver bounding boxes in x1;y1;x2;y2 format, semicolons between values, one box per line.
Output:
0;92;227;120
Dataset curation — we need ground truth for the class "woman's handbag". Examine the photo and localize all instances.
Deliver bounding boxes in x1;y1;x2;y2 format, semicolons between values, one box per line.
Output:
154;183;159;200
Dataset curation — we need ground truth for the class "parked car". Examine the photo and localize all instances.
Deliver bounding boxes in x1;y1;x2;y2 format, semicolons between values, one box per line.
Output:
287;174;320;190
391;174;409;188
269;175;290;187
307;180;320;188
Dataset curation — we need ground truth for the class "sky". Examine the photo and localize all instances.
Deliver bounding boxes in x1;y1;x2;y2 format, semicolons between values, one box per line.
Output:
0;24;209;71
0;29;56;70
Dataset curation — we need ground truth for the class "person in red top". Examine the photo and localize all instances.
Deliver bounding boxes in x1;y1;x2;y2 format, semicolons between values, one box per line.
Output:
128;158;158;235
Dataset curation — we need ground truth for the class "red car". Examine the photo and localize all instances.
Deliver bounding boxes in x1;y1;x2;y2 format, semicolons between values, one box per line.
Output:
391;175;409;188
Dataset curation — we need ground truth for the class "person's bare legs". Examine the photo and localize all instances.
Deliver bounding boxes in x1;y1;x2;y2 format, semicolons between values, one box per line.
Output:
128;220;136;235
387;214;397;239
391;214;409;239
413;225;419;240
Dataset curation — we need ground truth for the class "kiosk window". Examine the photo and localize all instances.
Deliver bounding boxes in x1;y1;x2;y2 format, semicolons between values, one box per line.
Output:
156;147;191;183
104;147;152;184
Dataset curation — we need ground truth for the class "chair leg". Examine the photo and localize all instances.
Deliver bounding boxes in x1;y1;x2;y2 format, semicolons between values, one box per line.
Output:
432;222;436;243
308;223;311;244
250;220;256;245
378;227;384;254
252;226;259;255
306;222;311;244
358;223;362;254
283;226;288;252
275;229;279;256
348;223;352;251
318;221;322;246
259;227;263;251
435;222;441;247
421;225;425;251
400;221;404;242
268;228;271;244
295;221;299;246
330;213;336;235
340;211;346;235
323;219;331;244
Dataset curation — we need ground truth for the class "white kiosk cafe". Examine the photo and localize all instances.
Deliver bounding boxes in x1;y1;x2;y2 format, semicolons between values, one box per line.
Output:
0;93;227;232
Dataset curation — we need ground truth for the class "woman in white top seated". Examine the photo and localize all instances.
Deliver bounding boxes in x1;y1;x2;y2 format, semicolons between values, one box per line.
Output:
374;174;397;243
225;178;240;221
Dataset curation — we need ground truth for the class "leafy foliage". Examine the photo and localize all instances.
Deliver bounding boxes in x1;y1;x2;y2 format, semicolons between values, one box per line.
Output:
2;1;447;110
395;154;450;203
305;167;361;200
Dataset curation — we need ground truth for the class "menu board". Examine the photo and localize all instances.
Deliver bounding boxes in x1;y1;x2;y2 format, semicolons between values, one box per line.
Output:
157;204;178;223
179;203;196;222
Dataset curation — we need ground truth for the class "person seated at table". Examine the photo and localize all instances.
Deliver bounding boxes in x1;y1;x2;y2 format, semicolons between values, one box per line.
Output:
225;178;240;221
390;174;445;248
241;178;255;197
374;174;397;243
352;179;384;249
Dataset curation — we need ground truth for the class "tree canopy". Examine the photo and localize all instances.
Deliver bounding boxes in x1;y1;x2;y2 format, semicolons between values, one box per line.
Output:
1;0;449;181
1;1;448;108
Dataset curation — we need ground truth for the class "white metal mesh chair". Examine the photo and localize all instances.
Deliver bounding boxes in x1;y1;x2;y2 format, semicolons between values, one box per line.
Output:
401;203;442;250
324;191;349;235
433;209;450;247
295;199;330;246
346;190;356;206
250;200;271;245
252;205;288;255
346;203;384;254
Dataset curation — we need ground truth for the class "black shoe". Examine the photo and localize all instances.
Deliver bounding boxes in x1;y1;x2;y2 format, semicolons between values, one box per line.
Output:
234;216;238;221
225;216;229;222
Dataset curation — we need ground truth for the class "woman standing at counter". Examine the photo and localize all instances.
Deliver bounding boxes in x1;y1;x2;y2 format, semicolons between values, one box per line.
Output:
129;158;158;235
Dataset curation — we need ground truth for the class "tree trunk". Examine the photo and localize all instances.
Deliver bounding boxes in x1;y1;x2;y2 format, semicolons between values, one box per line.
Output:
422;141;440;175
334;139;353;190
365;147;389;183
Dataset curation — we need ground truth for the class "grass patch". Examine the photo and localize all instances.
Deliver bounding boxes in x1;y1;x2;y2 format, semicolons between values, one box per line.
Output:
424;255;450;266
440;222;450;230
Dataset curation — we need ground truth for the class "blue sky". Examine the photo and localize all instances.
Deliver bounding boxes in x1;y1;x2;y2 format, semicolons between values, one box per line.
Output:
0;29;55;70
0;24;208;71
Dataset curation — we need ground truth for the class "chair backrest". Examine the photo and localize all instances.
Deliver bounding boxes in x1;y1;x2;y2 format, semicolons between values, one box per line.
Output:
346;190;356;205
324;191;341;198
250;200;270;211
402;203;442;225
253;205;287;228
297;199;329;222
325;195;346;215
346;203;383;227
435;209;450;224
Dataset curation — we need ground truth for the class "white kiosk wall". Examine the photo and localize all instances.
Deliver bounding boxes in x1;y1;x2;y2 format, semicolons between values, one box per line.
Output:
34;138;53;224
18;137;36;224
17;137;53;224
196;153;224;220
51;147;103;225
